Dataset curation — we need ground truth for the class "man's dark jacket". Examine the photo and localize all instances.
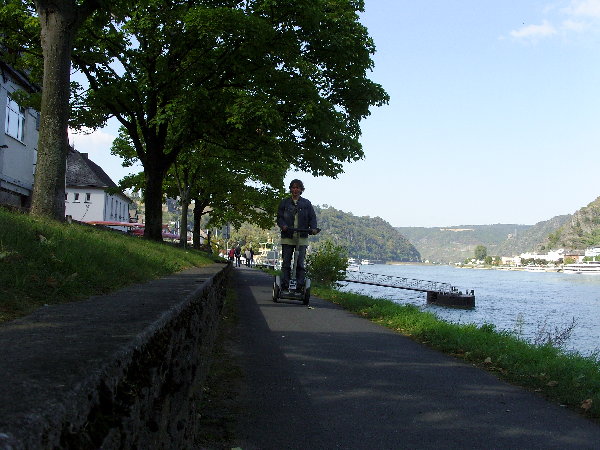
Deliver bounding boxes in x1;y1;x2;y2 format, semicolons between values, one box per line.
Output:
277;197;317;239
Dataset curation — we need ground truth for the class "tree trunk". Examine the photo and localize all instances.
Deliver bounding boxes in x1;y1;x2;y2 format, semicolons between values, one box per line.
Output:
144;169;164;240
206;229;212;252
192;199;204;249
179;200;189;248
30;2;76;220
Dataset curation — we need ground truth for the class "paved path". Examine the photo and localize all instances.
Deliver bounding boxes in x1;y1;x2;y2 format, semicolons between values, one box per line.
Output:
230;266;600;449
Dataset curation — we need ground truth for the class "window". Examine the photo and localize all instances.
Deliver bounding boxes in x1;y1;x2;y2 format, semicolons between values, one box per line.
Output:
5;96;25;141
85;193;91;202
74;193;80;202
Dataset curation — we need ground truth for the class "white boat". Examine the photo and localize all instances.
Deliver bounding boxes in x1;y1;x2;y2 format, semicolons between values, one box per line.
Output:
524;266;561;273
563;261;600;274
360;259;374;265
347;263;360;272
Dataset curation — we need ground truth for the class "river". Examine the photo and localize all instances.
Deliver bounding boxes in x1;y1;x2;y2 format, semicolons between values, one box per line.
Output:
339;264;600;357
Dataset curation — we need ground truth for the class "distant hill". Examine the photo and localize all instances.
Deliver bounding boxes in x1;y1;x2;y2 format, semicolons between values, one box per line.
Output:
396;224;530;264
497;214;572;255
541;196;600;250
227;196;599;264
314;206;421;263
397;214;576;263
316;195;600;263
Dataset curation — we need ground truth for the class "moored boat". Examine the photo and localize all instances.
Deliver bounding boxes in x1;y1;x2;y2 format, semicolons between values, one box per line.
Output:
347;263;361;272
563;261;600;274
524;266;561;273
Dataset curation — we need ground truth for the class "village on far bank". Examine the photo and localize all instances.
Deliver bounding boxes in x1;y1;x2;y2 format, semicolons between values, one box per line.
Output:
454;246;600;272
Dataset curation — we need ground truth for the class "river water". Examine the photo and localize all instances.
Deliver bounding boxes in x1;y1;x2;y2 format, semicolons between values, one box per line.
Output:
339;264;600;357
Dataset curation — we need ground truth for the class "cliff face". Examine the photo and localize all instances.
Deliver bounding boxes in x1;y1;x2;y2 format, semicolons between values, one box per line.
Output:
543;196;600;250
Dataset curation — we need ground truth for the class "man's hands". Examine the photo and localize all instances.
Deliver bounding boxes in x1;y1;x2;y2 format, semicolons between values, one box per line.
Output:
279;226;319;234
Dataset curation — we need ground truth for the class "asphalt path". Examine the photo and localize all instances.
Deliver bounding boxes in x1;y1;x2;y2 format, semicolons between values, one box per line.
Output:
231;266;600;449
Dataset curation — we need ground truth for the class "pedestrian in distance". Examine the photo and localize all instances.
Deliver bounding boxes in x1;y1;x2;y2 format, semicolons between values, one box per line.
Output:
234;244;242;267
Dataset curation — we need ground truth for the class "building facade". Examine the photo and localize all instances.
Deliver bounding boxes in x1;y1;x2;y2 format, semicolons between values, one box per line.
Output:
0;62;39;208
65;148;131;228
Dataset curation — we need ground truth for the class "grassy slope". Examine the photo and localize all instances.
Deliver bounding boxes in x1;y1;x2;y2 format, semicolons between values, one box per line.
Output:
0;207;217;322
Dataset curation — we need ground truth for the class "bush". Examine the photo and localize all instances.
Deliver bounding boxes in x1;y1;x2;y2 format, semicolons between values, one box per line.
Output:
306;240;348;286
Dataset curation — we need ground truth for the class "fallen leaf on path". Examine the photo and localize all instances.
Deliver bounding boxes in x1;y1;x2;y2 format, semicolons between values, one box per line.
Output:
581;399;593;411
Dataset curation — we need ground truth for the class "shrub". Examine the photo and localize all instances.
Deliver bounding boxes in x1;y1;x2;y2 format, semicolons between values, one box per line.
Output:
306;240;348;286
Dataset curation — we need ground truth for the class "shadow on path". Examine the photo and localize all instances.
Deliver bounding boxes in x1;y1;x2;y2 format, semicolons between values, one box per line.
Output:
230;267;600;450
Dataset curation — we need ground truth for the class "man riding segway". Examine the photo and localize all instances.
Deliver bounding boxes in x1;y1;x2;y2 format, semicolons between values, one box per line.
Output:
274;179;319;304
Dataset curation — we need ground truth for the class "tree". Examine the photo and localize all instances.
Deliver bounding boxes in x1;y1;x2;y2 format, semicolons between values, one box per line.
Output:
71;0;388;240
162;141;284;248
474;245;487;261
4;1;387;236
0;0;107;220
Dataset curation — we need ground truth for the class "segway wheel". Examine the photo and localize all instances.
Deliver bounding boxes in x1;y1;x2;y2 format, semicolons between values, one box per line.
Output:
272;282;279;302
303;287;310;305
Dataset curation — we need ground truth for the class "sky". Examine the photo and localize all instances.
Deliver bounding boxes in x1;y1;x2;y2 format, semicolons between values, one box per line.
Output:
69;0;600;228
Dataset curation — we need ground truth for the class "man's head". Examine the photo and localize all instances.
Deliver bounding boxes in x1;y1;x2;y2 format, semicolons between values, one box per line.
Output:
289;179;305;192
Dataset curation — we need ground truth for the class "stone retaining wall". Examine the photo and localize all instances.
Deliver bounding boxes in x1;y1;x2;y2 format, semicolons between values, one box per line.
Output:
0;263;230;449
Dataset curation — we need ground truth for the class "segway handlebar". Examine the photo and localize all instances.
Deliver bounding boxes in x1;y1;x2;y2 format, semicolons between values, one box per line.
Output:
285;227;321;235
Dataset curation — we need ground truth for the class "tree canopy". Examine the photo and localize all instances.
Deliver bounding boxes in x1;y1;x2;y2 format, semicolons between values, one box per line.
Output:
2;0;388;239
474;245;487;261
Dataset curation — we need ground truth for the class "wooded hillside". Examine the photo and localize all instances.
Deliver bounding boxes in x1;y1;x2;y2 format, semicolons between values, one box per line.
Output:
314;206;421;263
541;196;600;250
397;214;574;264
227;205;421;263
396;225;530;264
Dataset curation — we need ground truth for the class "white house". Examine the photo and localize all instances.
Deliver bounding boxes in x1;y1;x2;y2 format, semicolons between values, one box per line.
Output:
65;148;131;228
501;256;521;266
0;62;39;208
519;249;564;263
584;247;600;258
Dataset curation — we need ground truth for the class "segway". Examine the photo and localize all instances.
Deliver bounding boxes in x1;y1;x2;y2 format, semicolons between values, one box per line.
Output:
272;227;321;305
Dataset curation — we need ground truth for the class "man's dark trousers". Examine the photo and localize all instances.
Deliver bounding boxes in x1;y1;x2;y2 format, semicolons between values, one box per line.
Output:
281;244;307;288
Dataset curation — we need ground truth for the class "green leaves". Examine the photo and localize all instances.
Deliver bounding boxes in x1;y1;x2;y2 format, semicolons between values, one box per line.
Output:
5;0;388;238
306;239;348;286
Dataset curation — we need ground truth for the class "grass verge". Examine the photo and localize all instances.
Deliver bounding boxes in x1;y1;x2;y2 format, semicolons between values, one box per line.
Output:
313;284;600;422
0;207;218;322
